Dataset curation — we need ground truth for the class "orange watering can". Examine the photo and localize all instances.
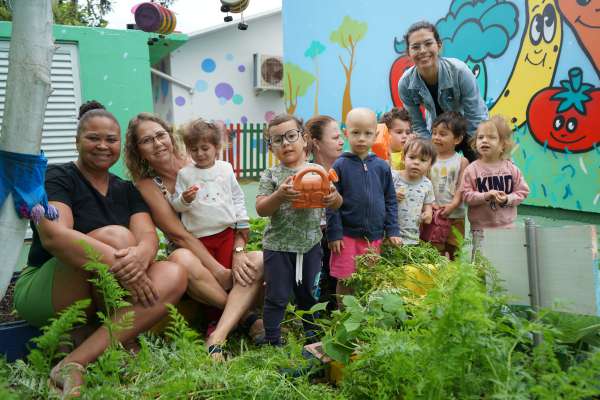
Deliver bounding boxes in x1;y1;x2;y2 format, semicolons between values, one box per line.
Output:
291;166;339;209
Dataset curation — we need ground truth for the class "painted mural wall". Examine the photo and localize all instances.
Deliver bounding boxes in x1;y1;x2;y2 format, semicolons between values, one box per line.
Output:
158;11;285;127
282;0;600;213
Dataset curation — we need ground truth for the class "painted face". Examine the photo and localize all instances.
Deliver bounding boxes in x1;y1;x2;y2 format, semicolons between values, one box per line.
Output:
76;116;121;172
389;118;412;152
465;60;487;100
189;140;219;169
135;120;175;168
407;28;442;72
314;121;344;161
524;0;561;69
557;0;600;71
269;120;307;168
403;147;433;180
432;123;462;156
346;117;378;159
475;124;504;162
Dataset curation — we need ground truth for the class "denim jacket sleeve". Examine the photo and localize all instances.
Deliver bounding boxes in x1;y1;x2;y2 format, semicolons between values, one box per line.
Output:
453;59;489;137
399;68;430;138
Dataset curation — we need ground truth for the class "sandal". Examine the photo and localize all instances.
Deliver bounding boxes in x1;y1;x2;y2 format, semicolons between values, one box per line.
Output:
238;312;265;341
49;360;85;399
207;343;226;362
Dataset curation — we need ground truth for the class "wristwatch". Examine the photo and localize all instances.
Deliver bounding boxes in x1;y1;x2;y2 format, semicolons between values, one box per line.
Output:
234;246;245;254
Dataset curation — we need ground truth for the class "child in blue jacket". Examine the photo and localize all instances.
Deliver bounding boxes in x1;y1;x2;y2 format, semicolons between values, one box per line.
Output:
327;108;402;304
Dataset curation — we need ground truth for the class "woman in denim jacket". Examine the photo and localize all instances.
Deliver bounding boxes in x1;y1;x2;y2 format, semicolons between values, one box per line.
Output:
399;21;488;161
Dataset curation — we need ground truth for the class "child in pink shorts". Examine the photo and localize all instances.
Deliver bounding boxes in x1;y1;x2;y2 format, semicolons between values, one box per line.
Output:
326;108;402;305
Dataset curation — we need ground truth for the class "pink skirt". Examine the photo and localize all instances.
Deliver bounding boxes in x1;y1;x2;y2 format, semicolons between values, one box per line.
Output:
329;235;382;279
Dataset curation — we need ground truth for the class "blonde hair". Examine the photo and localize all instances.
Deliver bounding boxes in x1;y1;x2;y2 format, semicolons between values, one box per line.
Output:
471;115;514;160
124;112;184;181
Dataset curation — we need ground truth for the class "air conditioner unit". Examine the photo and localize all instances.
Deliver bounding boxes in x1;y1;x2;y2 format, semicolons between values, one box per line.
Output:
253;54;283;94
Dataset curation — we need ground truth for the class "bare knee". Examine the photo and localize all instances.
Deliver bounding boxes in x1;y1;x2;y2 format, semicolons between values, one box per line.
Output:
89;225;136;249
248;251;264;280
168;248;211;281
149;260;188;302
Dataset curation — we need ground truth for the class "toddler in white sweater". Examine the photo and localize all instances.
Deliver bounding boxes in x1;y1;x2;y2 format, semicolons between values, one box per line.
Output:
170;119;249;270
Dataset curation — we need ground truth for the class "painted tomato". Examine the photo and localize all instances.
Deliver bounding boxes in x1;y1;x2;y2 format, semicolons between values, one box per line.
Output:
389;54;414;108
527;67;599;153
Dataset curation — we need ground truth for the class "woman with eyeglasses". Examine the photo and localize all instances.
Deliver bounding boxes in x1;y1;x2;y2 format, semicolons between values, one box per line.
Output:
13;101;188;397
399;21;488;161
124;113;264;360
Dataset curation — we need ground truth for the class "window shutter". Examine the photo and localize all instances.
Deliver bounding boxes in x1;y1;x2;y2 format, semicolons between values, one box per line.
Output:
0;42;81;239
0;42;82;164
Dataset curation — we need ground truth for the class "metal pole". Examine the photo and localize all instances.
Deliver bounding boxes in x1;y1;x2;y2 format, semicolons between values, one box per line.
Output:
525;218;542;346
150;68;194;94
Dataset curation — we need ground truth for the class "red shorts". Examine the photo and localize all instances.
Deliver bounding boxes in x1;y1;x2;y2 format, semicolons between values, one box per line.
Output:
198;228;235;324
199;227;235;269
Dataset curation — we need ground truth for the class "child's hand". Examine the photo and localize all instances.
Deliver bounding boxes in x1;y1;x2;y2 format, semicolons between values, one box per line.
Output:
495;192;508;205
388;236;403;246
439;203;456;217
322;185;341;208
182;185;199;204
328;240;344;255
421;210;433;224
275;176;300;202
484;190;500;202
396;186;406;202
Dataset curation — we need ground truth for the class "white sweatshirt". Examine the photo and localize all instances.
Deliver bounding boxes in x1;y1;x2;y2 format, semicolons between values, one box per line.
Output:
169;160;250;238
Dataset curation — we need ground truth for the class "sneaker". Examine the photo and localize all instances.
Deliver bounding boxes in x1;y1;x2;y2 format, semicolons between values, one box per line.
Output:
254;335;284;347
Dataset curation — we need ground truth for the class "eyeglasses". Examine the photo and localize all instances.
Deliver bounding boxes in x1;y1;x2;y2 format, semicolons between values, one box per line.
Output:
138;130;169;147
409;39;438;52
269;129;302;147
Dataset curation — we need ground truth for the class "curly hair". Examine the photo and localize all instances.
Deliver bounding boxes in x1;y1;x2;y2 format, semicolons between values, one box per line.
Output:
379;107;411;129
124;112;184;181
77;100;119;138
432;111;467;139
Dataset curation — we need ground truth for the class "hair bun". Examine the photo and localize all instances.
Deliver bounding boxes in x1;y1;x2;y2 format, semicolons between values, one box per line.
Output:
78;100;106;120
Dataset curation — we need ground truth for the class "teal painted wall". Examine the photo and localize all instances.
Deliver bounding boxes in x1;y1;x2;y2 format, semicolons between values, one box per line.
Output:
283;0;600;215
0;22;159;177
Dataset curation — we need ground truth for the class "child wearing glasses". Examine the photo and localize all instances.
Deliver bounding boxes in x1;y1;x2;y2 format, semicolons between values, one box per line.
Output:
327;108;402;305
256;114;342;346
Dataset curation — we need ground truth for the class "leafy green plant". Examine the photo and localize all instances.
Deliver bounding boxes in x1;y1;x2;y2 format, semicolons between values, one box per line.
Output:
155;229;170;261
4;239;600;398
246;217;268;251
26;298;90;375
79;240;133;346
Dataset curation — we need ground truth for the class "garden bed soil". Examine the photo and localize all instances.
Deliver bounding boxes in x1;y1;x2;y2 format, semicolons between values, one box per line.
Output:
0;279;19;324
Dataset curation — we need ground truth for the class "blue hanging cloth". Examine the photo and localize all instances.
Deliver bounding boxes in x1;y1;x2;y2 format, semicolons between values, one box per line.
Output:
0;149;59;224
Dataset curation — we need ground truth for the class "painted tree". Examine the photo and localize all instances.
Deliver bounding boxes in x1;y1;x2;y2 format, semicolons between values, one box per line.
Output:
283;62;316;115
304;40;326;115
0;0;54;299
330;16;368;122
